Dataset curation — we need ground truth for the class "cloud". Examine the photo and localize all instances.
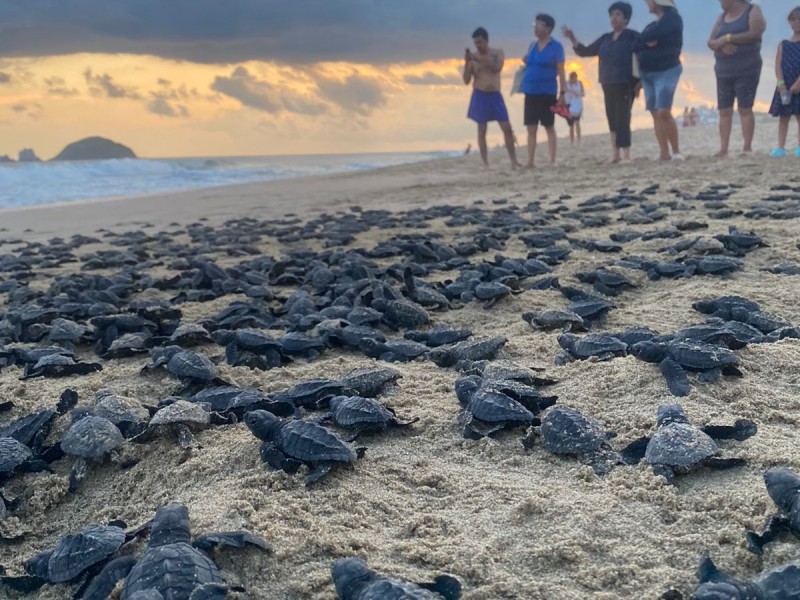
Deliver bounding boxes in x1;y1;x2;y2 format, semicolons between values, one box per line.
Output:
404;72;462;87
148;95;189;117
0;2;785;65
0;72;11;84
44;75;80;96
315;74;386;116
84;68;141;99
211;66;327;115
10;104;27;113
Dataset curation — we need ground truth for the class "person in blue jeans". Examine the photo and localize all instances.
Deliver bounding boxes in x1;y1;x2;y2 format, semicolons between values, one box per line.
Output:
521;13;566;168
634;0;684;161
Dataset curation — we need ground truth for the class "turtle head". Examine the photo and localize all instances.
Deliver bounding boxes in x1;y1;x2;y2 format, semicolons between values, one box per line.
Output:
328;396;346;412
557;333;578;351
656;404;688;427
331;557;379;600
244;410;282;442
24;549;53;579
149;503;191;547
629;340;668;363
454;376;482;407
764;467;800;515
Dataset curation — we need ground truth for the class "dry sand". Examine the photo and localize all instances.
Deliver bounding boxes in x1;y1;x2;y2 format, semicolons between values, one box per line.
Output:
1;121;800;599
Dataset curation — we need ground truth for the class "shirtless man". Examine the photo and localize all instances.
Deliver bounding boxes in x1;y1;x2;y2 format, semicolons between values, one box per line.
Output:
464;27;521;169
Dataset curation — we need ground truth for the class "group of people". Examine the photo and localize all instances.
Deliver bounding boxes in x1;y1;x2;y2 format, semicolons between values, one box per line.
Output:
462;0;800;168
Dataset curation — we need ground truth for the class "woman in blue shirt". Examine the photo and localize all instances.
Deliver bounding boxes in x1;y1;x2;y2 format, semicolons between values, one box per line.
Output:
563;2;640;164
521;13;567;168
633;0;684;161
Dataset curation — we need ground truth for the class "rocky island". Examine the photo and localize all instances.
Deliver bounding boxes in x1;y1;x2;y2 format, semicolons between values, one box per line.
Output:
51;136;136;161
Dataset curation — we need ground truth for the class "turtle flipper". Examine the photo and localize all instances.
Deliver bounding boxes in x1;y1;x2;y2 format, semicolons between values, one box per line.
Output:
652;464;676;483
189;584;230;600
701;419;757;441
258;443;301;474
390;416;420;428
660;359;689;397
619;436;651;465
0;575;47;593
704;457;746;470
745;514;792;555
697;368;722;384
78;555;137;600
304;463;333;486
418;574;462;600
175;424;194;449
192;531;272;553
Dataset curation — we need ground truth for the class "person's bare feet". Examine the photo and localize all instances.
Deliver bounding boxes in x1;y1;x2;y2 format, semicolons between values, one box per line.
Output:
607;156;621;165
524;163;535;170
510;162;522;170
713;151;729;160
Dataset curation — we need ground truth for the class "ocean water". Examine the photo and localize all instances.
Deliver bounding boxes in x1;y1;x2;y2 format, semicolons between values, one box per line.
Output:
0;151;459;210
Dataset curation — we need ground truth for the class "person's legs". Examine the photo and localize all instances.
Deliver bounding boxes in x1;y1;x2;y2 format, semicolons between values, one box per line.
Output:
477;123;489;165
739;107;755;153
735;71;760;153
796;115;800;148
613;83;633;159
778;116;790;150
663;110;680;156
545;126;557;164
526;125;538;167
651;111;670;160
653;65;682;158
603;85;620;162
568;121;575;144
576;119;582;144
717;108;734;157
498;121;520;168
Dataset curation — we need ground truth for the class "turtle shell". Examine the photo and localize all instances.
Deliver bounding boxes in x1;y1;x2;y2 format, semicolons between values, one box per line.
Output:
404;326;472;348
166;350;217;382
0;436;33;476
329;396;394;428
150;400;210;430
275;420;356;463
0;409;56;449
121;542;222;599
272;379;344;408
561;334;627;360
94;393;150;427
40;524;126;583
466;389;533;425
429;337;506;368
382;299;430;329
61;416;124;458
233;329;282;352
667;340;738;370
645;423;718;469
540;407;607;455
339;367;402;398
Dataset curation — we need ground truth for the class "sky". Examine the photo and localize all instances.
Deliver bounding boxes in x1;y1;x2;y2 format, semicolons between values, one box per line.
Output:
0;1;791;159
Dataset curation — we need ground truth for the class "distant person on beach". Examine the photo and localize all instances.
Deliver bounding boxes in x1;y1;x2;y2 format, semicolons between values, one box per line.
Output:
563;2;639;163
682;106;691;127
521;14;566;168
464;27;521;169
768;6;800;158
633;0;684;161
690;106;699;125
564;72;585;145
708;0;767;158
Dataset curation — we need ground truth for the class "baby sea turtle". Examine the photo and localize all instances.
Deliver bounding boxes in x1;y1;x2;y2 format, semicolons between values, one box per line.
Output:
76;503;269;599
404;326;473;348
745;467;800;555
360;338;430;363
691;556;800;600
522;310;586;332
556;333;627;364
169;323;212;347
692;296;760;320
379;299;430;330
60;412;124;492
322;396;418;438
332;557;462;600
271;379;344;409
428;336;507;368
244;410;363;485
134;400;211;449
620;404;754;483
630;339;741;396
527;406;620;475
339;366;403;398
20;354;102;380
455;376;535;439
93;390;151;439
0;437;49;481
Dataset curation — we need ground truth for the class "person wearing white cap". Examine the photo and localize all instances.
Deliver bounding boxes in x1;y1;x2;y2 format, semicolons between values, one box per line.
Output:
633;0;685;161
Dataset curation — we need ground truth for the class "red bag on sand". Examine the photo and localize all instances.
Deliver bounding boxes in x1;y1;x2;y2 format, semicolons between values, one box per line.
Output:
550;103;570;119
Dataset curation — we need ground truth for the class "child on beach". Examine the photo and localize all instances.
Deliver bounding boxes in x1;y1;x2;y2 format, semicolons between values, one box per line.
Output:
564;72;585;145
769;6;800;158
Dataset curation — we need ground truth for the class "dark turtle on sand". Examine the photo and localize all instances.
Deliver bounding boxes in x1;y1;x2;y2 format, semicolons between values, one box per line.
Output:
359;338;430;363
245;410;363;485
575;269;636;297
77;503;269;600
691;556;800;600
48;318;88;346
620;404;754;483
692;296;760;320
103;332;153;359
556;333;627;364
473;281;514;308
322;396;418;438
527;406;620;475
402;267;450;309
339;366;403;398
745;467;800;555
166;350;218;384
21;354;102;380
404;327;473;348
332;557;462;600
455;376;535;439
93;390;151;439
428;336;507;368
378;299;430;330
134;400;211;449
169;323;212;347
60;412;124;492
0;436;49;481
271;379;344;409
630;339;741;396
522;310;586;332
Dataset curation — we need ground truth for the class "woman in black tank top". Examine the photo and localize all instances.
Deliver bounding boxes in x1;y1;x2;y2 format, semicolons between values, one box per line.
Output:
708;0;767;158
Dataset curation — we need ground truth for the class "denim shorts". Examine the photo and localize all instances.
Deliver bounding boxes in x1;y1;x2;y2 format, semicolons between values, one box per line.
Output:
640;64;683;112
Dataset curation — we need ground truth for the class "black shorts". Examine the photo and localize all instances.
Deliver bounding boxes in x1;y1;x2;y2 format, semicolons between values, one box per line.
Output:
717;70;761;110
524;94;556;127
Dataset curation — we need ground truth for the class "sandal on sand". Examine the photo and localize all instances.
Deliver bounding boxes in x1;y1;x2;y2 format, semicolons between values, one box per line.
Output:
769;148;788;158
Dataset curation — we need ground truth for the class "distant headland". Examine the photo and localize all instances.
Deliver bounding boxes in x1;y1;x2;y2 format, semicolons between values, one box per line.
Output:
0;137;137;163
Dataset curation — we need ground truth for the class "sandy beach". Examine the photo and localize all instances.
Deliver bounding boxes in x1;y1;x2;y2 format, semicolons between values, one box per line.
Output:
2;121;800;599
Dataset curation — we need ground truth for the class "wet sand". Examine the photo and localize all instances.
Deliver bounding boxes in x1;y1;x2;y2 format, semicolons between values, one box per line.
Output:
1;122;800;599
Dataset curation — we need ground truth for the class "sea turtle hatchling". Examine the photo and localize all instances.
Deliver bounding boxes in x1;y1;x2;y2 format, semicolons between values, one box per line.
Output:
556;333;627;364
690;556;800;600
332;557;462;600
620;404;755;483
338;366;403;398
428;336;507;368
526;405;621;475
522;310;586;332
20;354;102;380
60;411;124;492
321;396;418;438
745;467;800;555
244;410;364;485
455;376;536;439
133;400;212;449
